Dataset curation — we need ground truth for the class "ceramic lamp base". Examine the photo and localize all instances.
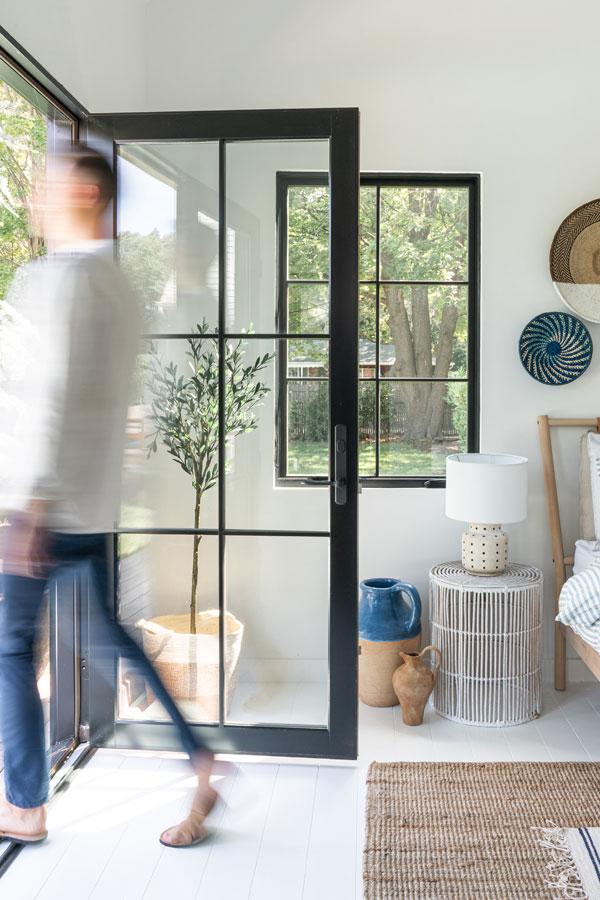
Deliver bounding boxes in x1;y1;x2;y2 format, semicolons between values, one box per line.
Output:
461;523;508;575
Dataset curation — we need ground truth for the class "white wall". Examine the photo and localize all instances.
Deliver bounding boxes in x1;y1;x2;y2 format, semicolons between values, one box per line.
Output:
2;0;146;111
143;0;600;678
6;0;600;676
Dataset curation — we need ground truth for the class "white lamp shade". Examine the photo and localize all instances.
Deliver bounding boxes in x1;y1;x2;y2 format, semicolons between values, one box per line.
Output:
445;453;528;524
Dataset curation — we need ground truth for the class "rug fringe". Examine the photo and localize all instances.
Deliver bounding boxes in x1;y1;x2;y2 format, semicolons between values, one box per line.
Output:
534;824;589;900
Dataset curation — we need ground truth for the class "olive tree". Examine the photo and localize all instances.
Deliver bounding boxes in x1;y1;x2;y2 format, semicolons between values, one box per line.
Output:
146;321;273;633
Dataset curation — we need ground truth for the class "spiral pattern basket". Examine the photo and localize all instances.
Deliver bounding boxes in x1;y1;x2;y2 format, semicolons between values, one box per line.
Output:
518;311;592;385
430;562;543;727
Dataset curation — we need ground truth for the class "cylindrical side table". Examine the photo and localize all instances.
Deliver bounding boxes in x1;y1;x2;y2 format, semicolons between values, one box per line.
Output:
430;562;543;727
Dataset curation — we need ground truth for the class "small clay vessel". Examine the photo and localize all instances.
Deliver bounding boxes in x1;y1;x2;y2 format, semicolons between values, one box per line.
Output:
392;645;442;726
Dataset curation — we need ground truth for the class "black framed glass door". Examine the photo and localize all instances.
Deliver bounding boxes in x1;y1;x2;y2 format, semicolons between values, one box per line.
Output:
0;45;81;775
85;109;359;759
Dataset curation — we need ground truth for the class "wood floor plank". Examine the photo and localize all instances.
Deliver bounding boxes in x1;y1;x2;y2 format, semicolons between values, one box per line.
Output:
2;683;600;899
142;764;239;900
562;696;600;760
0;755;128;900
248;765;318;900
465;724;514;761
534;698;591;761
393;704;437;761
429;713;476;762
86;756;182;900
302;768;358;900
194;763;279;900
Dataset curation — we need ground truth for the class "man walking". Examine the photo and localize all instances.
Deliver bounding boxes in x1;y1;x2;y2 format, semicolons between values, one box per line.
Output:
0;145;215;847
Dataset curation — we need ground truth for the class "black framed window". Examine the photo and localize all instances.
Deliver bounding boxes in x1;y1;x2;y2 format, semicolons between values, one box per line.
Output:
276;172;480;488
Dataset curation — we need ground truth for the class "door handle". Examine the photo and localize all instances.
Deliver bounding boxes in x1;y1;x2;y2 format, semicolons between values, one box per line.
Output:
298;424;348;505
333;424;347;505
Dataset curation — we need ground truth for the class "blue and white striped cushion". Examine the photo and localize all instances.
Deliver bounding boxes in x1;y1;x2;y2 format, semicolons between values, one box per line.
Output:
557;562;600;631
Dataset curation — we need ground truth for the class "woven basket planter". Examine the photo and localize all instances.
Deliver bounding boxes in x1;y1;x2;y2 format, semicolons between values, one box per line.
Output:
139;610;244;721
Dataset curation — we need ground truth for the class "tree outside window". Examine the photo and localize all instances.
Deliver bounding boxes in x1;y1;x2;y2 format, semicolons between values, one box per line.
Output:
278;174;479;485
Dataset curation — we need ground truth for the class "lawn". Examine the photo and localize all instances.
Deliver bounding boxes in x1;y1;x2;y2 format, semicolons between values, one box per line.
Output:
286;440;452;478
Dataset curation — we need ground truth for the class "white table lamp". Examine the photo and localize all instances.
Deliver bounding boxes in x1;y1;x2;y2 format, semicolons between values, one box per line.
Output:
445;453;528;575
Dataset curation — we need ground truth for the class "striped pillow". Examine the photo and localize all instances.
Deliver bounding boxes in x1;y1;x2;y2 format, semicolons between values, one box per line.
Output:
557;561;600;629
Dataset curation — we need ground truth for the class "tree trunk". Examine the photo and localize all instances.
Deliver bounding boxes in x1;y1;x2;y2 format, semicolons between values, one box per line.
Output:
381;276;460;446
426;302;459;439
190;488;202;635
382;279;433;446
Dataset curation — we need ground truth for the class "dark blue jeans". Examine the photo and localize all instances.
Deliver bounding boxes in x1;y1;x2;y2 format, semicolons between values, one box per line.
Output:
0;532;205;809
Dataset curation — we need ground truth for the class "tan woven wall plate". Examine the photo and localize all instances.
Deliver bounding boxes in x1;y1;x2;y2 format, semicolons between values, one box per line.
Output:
551;198;600;323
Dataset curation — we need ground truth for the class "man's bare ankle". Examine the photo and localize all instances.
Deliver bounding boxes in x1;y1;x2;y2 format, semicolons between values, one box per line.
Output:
2;801;46;822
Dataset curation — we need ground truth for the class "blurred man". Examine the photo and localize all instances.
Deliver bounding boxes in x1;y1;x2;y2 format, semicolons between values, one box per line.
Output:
0;145;215;847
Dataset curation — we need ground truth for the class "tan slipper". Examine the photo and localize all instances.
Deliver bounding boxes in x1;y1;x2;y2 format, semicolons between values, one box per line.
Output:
159;786;217;849
159;820;209;848
0;829;48;844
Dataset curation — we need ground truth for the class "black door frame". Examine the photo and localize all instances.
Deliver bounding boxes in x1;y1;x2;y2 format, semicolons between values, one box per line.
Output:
0;33;85;774
85;108;360;759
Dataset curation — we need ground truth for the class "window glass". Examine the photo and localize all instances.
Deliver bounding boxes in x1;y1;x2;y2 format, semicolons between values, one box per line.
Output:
279;177;477;483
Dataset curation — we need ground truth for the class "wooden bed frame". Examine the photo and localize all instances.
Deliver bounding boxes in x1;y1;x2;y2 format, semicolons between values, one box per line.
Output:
538;415;600;690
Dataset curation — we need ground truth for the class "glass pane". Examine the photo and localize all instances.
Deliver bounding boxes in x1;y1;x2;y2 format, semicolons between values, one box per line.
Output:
120;336;218;530
359;285;376;376
226;142;329;333
287;181;329;281
117;143;219;333
287;283;329;334
286;381;329;477
380;284;468;378
0;68;73;302
289;338;329;376
225;339;329;529
117;534;220;725
359;381;376;476
379;185;468;282
360;186;377;280
225;536;328;727
379;381;467;476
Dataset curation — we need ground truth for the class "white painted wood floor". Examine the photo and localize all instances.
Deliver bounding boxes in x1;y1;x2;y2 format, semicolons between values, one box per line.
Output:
3;681;600;900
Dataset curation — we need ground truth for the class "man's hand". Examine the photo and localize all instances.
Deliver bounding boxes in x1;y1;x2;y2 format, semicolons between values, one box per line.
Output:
0;504;49;579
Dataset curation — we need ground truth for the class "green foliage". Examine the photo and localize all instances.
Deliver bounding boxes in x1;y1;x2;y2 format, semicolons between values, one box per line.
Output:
288;382;328;443
0;81;47;300
447;381;468;450
288;186;329;280
146;320;274;630
147;320;274;493
118;230;175;326
287;182;469;454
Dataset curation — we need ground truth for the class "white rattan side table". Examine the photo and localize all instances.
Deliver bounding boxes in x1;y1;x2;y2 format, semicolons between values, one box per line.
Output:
429;562;543;727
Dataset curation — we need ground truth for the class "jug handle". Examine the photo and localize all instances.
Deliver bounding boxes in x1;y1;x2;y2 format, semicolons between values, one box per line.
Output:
394;581;421;635
419;644;442;675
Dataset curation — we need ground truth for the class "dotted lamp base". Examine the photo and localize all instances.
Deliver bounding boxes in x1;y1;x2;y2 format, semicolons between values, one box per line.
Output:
461;523;508;575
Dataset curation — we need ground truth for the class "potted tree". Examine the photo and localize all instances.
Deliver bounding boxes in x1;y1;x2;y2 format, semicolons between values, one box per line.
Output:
138;321;273;719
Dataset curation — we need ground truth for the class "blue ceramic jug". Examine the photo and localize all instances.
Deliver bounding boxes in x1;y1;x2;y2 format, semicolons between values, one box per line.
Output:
359;578;421;642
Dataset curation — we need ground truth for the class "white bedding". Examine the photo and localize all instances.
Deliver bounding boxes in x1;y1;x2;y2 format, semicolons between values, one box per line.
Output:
559;541;600;651
554;432;600;651
573;539;600;575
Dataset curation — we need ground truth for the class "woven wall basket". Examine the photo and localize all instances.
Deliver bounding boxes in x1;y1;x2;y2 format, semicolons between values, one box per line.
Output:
139;610;244;721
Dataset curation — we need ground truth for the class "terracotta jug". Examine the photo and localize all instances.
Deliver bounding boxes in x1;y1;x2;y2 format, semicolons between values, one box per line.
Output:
392;645;442;726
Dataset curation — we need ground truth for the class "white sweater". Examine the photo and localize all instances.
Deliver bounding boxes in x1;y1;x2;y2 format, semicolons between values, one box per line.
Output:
0;242;138;533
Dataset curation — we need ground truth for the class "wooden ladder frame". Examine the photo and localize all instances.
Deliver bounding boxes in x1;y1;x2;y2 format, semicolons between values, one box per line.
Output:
537;415;600;690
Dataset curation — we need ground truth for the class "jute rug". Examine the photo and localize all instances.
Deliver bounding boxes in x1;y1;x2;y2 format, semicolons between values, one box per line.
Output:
364;762;600;899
